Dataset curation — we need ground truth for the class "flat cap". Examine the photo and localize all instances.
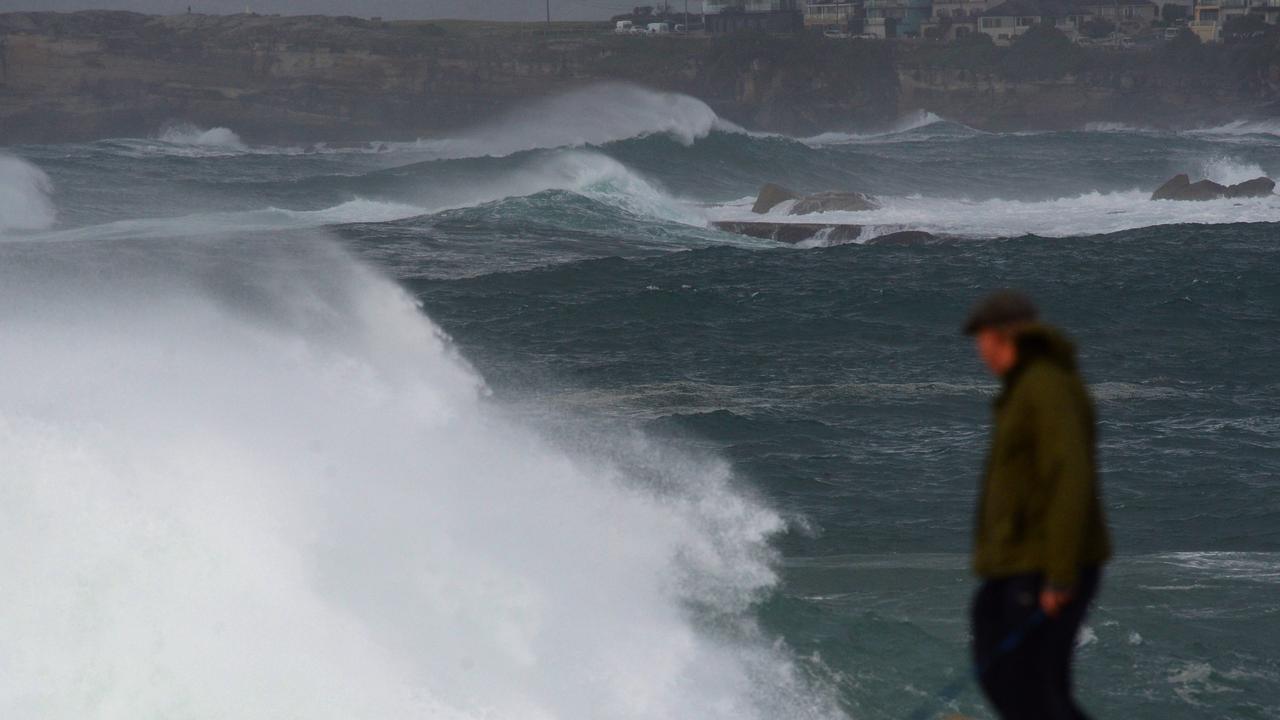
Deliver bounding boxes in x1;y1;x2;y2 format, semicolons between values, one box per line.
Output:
962;290;1039;335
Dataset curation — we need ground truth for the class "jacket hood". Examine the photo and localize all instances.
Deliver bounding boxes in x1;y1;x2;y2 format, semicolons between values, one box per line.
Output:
1013;323;1078;374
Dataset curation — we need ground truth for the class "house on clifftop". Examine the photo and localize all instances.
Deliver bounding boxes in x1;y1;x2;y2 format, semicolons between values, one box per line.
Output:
864;0;935;36
704;0;806;33
977;0;1090;43
921;0;1002;40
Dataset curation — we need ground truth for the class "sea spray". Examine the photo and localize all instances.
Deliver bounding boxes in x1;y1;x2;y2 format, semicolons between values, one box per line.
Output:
417;83;725;159
0;154;56;234
1196;156;1273;186
802;111;958;146
0;233;841;720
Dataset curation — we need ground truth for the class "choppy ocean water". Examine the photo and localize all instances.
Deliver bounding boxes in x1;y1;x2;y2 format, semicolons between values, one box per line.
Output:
1;84;1277;719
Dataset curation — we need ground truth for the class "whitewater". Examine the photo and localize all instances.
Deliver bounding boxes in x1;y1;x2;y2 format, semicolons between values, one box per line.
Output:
2;83;1279;720
0;233;838;720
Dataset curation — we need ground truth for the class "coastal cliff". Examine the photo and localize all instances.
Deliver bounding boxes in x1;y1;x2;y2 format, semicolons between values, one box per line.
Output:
0;10;1274;143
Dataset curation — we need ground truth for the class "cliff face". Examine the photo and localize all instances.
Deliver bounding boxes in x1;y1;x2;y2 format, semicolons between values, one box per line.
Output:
895;57;1280;131
0;11;1272;144
0;11;897;143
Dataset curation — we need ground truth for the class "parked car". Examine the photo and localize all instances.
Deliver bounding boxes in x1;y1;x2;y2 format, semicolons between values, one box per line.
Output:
647;22;671;34
614;20;634;34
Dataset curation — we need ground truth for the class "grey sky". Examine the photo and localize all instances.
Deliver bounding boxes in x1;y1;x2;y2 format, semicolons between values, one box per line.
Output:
0;0;709;21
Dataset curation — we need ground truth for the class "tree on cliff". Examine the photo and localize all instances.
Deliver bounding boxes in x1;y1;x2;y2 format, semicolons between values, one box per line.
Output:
1001;24;1085;81
1079;18;1115;40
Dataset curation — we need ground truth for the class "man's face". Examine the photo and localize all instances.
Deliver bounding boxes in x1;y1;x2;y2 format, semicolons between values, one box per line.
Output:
976;327;1018;377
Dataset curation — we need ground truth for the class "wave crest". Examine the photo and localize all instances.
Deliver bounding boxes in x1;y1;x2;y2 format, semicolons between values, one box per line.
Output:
416;83;725;159
158;123;249;151
0;236;842;720
0;154;56;234
1192;119;1280;138
802;111;956;145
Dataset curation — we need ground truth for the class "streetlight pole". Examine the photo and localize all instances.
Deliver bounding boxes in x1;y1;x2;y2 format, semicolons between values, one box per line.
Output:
546;0;551;26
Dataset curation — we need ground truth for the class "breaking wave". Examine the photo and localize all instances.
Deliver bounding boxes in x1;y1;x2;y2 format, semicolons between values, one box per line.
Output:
709;188;1280;241
1192;119;1280;138
409;83;731;159
802;111;957;145
32;150;703;244
159;123;249;151
0;234;842;720
0;154;56;234
1196;156;1272;186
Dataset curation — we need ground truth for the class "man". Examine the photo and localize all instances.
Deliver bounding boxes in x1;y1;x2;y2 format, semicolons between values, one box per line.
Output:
964;291;1112;720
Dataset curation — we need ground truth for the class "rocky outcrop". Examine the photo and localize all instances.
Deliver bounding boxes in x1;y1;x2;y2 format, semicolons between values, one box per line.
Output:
749;184;879;216
1152;173;1275;201
1226;177;1276;198
713;221;945;246
752;183;799;214
789;191;879;215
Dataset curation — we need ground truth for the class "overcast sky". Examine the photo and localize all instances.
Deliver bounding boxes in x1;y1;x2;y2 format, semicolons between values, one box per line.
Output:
0;0;710;21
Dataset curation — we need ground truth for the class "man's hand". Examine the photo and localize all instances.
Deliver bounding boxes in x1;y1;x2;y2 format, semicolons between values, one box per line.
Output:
1040;586;1074;618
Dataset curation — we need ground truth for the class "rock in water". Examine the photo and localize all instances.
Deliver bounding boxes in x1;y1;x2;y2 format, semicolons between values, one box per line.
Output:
1152;173;1275;201
752;183;799;214
1185;179;1230;201
1151;174;1191;200
790;191;880;215
1225;177;1276;198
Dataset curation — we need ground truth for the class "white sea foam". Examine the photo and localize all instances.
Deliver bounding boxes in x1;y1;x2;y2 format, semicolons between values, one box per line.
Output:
159;123;249;151
709;188;1280;242
31;199;430;244
1081;121;1159;134
1196;156;1272;186
1191;119;1280;138
0;236;841;720
0;154;56;234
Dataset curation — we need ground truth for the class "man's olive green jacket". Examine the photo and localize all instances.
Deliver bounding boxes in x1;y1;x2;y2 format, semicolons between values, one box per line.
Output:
974;325;1112;589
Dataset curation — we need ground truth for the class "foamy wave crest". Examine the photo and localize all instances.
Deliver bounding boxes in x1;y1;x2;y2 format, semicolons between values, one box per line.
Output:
525;151;703;224
803;111;953;146
0;154;56;234
1196;156;1272;186
159;123;249;151
1082;121;1158;134
1192;119;1280;138
413;83;724;159
33;199;430;244
390;150;701;225
32;150;701;244
0;236;842;720
708;188;1280;241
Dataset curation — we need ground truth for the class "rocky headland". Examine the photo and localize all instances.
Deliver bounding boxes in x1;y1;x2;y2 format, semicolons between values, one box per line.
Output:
0;11;1276;144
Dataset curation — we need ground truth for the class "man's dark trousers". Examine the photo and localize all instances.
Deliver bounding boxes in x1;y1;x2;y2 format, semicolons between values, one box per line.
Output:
971;568;1101;720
